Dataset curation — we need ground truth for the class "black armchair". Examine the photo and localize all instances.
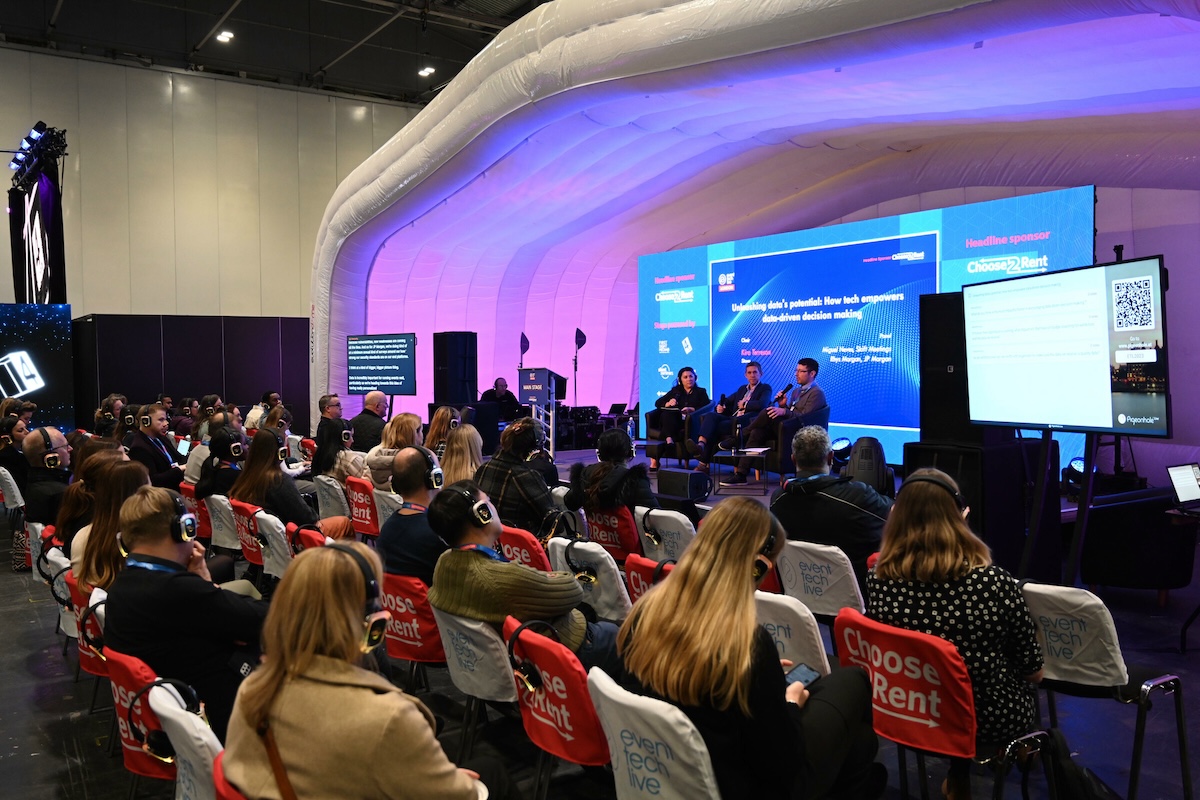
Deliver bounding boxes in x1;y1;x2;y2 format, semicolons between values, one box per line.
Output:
645;400;713;467
765;404;831;478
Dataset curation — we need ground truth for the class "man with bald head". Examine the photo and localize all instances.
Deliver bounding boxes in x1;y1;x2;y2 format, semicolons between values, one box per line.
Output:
349;391;388;453
376;446;446;586
23;426;73;526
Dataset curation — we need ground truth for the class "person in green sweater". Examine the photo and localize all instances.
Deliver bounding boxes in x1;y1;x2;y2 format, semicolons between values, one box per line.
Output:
427;480;622;678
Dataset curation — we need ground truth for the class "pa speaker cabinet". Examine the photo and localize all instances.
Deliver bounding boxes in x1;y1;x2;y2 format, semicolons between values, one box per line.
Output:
657;468;712;502
433;332;478;406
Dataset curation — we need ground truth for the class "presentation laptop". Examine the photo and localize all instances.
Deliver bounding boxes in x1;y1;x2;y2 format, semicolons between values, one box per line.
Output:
1166;463;1200;512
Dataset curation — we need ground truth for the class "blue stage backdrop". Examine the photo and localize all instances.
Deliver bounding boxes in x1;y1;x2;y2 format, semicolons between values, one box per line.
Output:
638;186;1096;458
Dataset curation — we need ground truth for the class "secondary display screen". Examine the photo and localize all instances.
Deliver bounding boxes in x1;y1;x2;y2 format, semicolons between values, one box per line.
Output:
347;333;417;395
0;304;74;432
963;256;1168;437
637;186;1096;456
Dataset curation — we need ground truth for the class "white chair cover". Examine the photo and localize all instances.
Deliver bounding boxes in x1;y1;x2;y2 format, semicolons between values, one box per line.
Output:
546;538;632;622
754;591;830;675
148;684;223;800
286;434;303;461
373;488;404;520
0;466;24;509
587;668;721;800
776;540;864;618
550;485;590;538
430;607;518;703
45;548;77;638
254;510;293;580
314;475;351;518
28;521;47;577
1021;582;1129;687
89;586;108;628
203;496;239;551
634;506;695;563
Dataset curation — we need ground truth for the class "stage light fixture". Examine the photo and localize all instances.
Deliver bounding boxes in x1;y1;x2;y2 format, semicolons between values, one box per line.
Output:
13;152;26;162
19;138;32;151
8;161;19;171
28;122;46;141
831;436;853;468
216;30;234;43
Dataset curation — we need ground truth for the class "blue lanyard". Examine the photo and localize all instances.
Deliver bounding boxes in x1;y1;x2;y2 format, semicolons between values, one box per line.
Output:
125;556;180;574
457;543;508;562
400;502;427;513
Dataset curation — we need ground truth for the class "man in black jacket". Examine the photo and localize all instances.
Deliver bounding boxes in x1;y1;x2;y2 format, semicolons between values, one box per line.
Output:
770;425;891;594
127;404;186;488
687;360;772;472
22;426;72;525
349;391;388;453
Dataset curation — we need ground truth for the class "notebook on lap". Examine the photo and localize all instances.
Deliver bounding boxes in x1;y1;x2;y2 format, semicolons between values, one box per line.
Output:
1166;463;1200;512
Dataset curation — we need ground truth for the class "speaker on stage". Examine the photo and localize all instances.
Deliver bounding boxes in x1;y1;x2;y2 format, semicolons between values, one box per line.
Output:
657;468;712;502
433;332;477;406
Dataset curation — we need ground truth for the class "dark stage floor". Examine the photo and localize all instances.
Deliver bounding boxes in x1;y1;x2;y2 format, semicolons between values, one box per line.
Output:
3;453;1198;798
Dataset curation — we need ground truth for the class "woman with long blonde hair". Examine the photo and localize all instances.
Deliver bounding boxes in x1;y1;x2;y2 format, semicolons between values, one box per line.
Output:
618;496;883;800
439;422;483;485
362;413;423;491
869;468;1042;800
223;542;513;799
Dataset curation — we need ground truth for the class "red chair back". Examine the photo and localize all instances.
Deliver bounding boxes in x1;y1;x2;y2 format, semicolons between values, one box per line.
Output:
381;573;445;663
65;570;107;678
213;751;248;799
228;499;265;566
586;505;641;562
177;481;213;543
502;616;609;767
345;476;380;539
299;438;317;460
623;553;673;603
834;608;977;758
499;525;552;571
758;563;782;593
105;649;178;781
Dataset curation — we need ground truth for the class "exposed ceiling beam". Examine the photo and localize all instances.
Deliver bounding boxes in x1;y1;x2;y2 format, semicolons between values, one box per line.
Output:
348;0;511;33
317;7;409;76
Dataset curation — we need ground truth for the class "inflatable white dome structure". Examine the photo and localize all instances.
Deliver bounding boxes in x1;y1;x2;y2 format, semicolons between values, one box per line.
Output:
311;0;1200;424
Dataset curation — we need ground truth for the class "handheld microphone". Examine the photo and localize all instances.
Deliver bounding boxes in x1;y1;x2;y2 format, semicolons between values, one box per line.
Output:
719;394;727;407
775;383;794;401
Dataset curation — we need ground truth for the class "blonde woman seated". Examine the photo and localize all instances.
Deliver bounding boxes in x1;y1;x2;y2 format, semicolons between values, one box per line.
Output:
867;469;1043;800
362;413;423;492
223;542;515;799
440;423;483;486
618;496;885;800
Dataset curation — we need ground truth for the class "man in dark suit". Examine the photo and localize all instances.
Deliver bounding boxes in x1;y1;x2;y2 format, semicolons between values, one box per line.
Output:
686;360;772;472
22;426;72;525
349;391;388;453
127;404;187;488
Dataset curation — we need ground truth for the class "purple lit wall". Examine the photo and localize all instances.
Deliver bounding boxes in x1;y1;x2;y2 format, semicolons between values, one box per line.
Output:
312;0;1200;439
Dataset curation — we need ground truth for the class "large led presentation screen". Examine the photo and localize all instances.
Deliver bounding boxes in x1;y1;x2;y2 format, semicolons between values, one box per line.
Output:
637;186;1096;457
963;256;1168;437
0;304;74;432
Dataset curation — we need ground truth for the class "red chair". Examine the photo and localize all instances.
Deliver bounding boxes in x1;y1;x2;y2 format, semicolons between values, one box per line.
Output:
503;615;609;800
65;571;109;712
213;751;247;800
499;525;552;571
105;649;177;789
623;553;674;604
228;498;266;589
381;573;445;692
345;475;380;541
834;608;1054;798
299;438;317;460
177;481;213;543
585;505;642;563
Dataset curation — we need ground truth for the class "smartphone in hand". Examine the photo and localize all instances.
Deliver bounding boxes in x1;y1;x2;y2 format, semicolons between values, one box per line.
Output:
785;662;821;688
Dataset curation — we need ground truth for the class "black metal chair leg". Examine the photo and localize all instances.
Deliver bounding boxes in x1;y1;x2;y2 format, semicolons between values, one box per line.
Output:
897;744;910;799
1174;683;1194;800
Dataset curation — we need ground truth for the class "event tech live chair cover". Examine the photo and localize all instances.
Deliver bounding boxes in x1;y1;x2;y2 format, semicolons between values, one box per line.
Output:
776;540;863;622
314;474;351;518
753;590;830;677
834;608;1056;799
587;666;722;800
633;506;696;563
546;538;632;623
149;684;223;800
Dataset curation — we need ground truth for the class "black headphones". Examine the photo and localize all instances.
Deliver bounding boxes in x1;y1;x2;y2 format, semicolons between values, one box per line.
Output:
168;493;199;543
228;439;244;459
899;473;966;510
140;407;153;428
204;406;216;417
341;428;352;443
39;427;60;469
123;411;136;427
411;445;444;490
80;599;106;657
640;508;661;547
452;486;493;527
0;435;10;445
506;619;559;693
126;678;203;762
267;429;288;462
450;417;460;429
327;544;390;653
651;559;676;583
565;539;598;585
752;525;778;582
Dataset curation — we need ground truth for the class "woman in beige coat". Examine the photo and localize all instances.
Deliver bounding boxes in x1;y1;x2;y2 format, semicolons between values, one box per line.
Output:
222;542;486;799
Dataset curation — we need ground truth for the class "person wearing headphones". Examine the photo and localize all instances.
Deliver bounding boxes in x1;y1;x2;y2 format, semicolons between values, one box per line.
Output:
770;426;891;594
617;496;883;800
22;426;73;526
183;408;236;485
425;405;460;459
867;468;1043;800
93;392;127;438
244;390;281;431
650;365;710;470
481;376;522;420
377;447;447;587
563;428;659;553
191;394;224;443
127;403;187;488
427;480;624;678
174;397;199;438
222;542;512;799
0;415;30;493
473;417;560;539
349;390;388;453
312;417;366;492
103;485;269;742
195;426;247;501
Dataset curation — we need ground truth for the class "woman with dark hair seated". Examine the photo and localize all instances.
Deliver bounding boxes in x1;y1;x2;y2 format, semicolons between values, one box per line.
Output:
54;441;126;558
650;365;709;470
565;428;659;556
868;468;1043;800
92;393;127;438
195;427;247;501
618;497;884;800
426;406;460;459
311;418;365;492
230;429;354;540
473;417;559;538
0;416;30;493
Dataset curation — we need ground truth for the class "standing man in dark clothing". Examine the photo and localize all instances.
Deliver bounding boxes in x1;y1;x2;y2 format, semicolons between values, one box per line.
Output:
480;378;522;420
127;404;186;488
104;486;268;742
377;446;445;586
687;361;772;473
23;426;72;525
770;426;891;594
350;391;388;453
722;358;826;485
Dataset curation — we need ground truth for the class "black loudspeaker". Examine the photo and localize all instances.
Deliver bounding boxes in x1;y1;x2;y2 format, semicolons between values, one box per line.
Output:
433;332;478;406
903;440;1061;582
918;293;1012;447
657;468;712;502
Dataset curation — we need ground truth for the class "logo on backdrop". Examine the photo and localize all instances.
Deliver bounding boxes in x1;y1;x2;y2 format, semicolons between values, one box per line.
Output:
966;255;1048;276
716;272;736;292
658;340;670;354
681;337;693;355
657;364;673;380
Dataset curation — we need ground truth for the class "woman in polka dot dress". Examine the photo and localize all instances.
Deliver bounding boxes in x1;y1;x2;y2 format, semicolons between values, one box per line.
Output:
867;468;1043;800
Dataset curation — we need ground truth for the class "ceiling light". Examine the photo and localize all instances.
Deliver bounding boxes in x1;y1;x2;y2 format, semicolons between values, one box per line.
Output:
216;31;234;43
418;67;435;77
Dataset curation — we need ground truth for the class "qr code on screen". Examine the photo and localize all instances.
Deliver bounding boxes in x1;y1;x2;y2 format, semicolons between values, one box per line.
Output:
1112;276;1155;331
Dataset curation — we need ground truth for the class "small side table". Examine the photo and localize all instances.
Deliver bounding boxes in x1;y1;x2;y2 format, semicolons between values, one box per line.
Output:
712;448;770;496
